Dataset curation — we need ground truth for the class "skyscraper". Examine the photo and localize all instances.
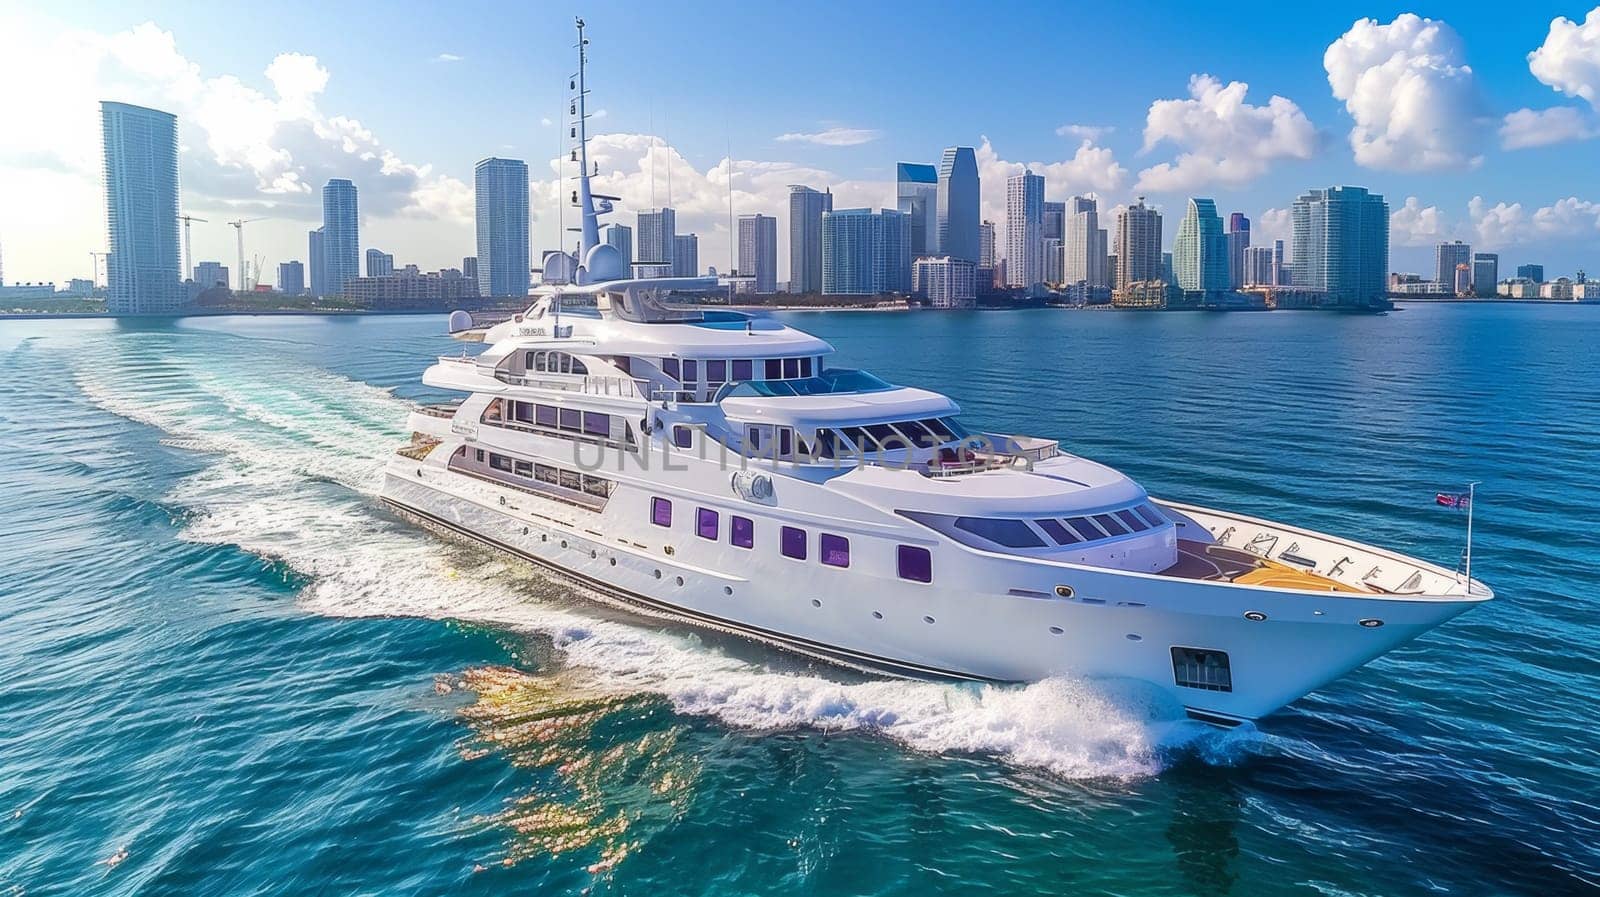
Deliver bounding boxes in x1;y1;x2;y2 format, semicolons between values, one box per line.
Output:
1114;198;1163;289
672;233;698;277
1041;238;1063;285
895;163;939;258
1290;186;1389;307
978;221;996;268
278;260;305;295
638;208;676;272
1516;263;1544;282
1043;201;1066;241
1273;239;1285;286
474;157;530;298
308;228;326;297
822;208;909;295
322;178;360;295
788;186;832;294
101;101;181;314
1063;196;1108;287
601;224;632;275
737;214;778;294
936;147;979;262
1472;253;1499;297
194;261;229;290
366;248;394;278
1173;198;1228;295
1435;240;1471;287
462;256;478;285
1005;170;1045;292
1226;212;1250;289
1244;246;1274;287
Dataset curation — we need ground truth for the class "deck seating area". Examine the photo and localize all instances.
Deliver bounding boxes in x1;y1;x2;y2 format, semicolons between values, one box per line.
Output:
1159;540;1372;593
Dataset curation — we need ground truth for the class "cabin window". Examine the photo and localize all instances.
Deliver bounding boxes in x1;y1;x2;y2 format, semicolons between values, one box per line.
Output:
697;508;719;540
813;429;839;459
778;427;794;457
663;358;680;380
651;497;672;527
707;360;727;383
952;517;1045;548
682;359;699;383
783;357;800;379
897;546;932;583
1092;513;1129;537
673;425;693;448
1135;504;1167;527
583;412;610;438
1116;509;1149;532
559;470;581;491
731;515;754;549
1065;517;1105;541
489;453;514;473
799;357;813;377
1171;647;1232;692
747;426;763;451
582;475;611;497
820;533;850;568
781;526;806;560
764;358;782;379
921;418;956;442
892;420;936;448
535;464;558;484
559;408;582;432
1036;519;1081;545
536;404;558;428
475;449;485;462
732;359;753;381
514;460;533;477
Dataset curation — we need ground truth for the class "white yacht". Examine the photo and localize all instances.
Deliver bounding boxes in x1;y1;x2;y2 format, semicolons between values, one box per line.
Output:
380;21;1492;725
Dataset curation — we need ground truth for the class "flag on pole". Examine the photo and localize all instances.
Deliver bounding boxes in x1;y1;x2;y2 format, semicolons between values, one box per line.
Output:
1436;491;1471;509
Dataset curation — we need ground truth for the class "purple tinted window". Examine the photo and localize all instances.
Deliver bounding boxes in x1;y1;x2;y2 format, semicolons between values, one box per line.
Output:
1036;519;1080;545
583;412;610;437
535;404;558;427
779;428;793;456
559;407;581;431
707;360;727;382
783;358;800;379
765;358;782;379
663;358;680;379
673;426;693;448
731;515;754;549
732;359;753;380
682;359;698;382
897;545;932;582
781;526;806;560
697;507;718;540
820;533;849;568
799;357;813;377
1092;513;1128;536
651;497;672;527
1115;509;1148;532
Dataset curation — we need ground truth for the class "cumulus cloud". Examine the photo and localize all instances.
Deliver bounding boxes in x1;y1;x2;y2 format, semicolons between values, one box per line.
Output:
1323;14;1488;170
1499;106;1599;149
774;126;882;146
1466;197;1526;248
1254;207;1292;248
1134;74;1317;192
1528;8;1600;108
1463;196;1600;247
1056;123;1114;140
974;136;1128;251
1390;196;1452;247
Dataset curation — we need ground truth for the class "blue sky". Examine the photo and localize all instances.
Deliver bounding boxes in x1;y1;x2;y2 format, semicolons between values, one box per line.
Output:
3;0;1599;285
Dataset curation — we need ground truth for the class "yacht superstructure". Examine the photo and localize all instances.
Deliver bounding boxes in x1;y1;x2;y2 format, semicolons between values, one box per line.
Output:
379;21;1491;724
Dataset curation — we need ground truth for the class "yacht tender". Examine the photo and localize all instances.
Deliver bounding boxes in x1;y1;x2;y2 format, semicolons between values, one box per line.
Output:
379;21;1491;725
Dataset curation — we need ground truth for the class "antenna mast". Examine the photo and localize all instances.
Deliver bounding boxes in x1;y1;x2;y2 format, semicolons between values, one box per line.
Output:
572;18;599;259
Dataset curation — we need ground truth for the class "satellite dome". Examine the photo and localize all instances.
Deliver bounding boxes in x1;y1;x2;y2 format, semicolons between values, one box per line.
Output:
584;242;624;282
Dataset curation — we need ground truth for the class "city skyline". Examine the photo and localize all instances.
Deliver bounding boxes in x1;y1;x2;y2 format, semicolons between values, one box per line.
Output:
4;4;1600;288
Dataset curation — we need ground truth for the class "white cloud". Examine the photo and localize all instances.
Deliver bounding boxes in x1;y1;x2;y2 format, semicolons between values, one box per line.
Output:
1528;8;1600;108
1499;106;1599;149
1390;196;1452;247
774;126;882;146
1323;14;1488;171
433;53;463;63
1134;74;1317;192
1254;207;1291;248
539;117;553;127
1056;123;1114;141
1464;195;1600;247
975;137;1127;251
1529;196;1600;236
1466;196;1526;248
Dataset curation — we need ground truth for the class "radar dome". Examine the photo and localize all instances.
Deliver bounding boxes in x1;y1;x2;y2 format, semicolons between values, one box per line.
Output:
584;243;624;282
447;310;474;333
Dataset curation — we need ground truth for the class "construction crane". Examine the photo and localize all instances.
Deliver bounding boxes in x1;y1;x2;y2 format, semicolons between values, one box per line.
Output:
227;218;265;291
178;214;208;281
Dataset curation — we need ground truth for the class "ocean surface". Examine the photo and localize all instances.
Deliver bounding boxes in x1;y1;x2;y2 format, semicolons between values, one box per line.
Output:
1;304;1596;896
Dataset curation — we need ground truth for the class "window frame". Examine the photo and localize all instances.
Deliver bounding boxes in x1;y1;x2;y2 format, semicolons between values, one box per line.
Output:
780;525;807;560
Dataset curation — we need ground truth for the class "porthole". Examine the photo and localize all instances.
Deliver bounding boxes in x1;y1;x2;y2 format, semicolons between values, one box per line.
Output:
560;540;568;549
1126;633;1143;641
1054;585;1074;599
1244;611;1267;622
1359;618;1384;628
541;534;548;542
499;496;506;506
664;546;675;556
522;526;529;536
653;569;662;579
923;615;936;625
723;586;733;595
872;611;884;620
676;576;685;587
1048;626;1064;635
811;599;821;608
590;550;597;559
609;558;617;566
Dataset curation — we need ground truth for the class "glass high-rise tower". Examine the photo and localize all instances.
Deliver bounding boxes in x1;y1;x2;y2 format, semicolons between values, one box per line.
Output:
788;186;832;294
1290;186;1389;307
895;163;939;258
936;147;979;263
1173;198;1228;295
321;179;360;296
101;101;181;314
474;157;530;298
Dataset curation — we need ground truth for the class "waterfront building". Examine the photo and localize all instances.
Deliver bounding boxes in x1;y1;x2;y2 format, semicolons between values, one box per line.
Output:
978;220;996;268
1471;253;1497;297
1540;278;1575;300
462;257;478;285
822;208;909;295
1113;280;1171;309
936;147;979;262
1114;198;1163;291
1173;198;1229;297
475;157;531;298
788;186;832;293
1042;238;1063;285
1273;239;1285;286
322;178;360;295
673;234;699;277
194;261;229;290
637;208;676;273
737;214;778;294
1043;201;1066;242
1290;186;1389;307
342;268;478;306
601;224;632;275
1244;246;1274;287
1516;263;1544;283
1454;263;1472;296
1005;170;1045;292
1226;212;1250;289
1063;197;1109;288
1435;240;1471;289
308;228;326;297
366;248;394;278
896;163;939;257
912;256;977;308
278;260;305;295
102;101;182;314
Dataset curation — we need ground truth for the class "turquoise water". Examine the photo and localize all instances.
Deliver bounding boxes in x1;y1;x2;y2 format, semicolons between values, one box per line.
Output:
1;305;1596;895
